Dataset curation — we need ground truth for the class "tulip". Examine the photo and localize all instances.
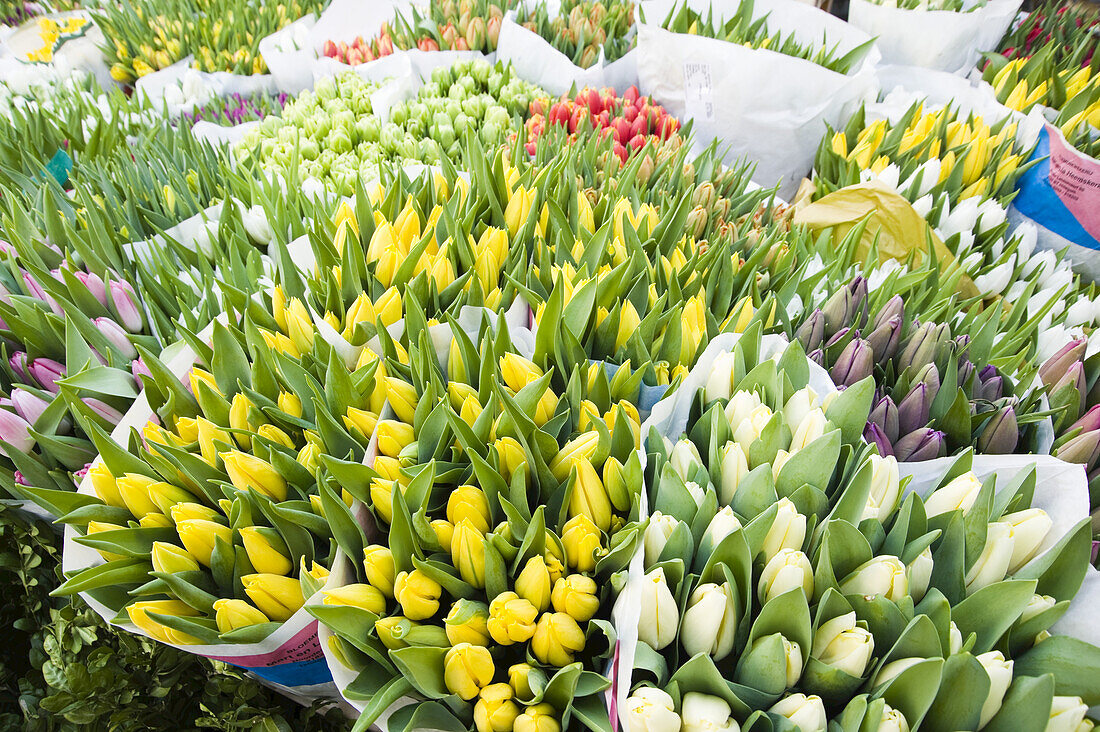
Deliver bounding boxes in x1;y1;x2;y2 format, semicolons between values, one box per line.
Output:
362;545;396;597
681;582;738;661
375;616;418;650
705;352;738;402
894;428;945;462
238;526;292;576
769;694;826;732
531;611;585;666
1055;428;1100;470
670;439;703;482
898;323;947;374
759;549;814;604
868;395;900;444
865;423;895;457
28;358;64;394
222;451;287;501
978;407;1019;454
796;310;826;352
839;556;909;601
625;688;681;732
790;408;828;452
725;390;763;429
85;398;125;424
170;502;221;524
733;404;773;447
108;279;144;333
93;317;138;359
444;642;495;700
964;522;1015;594
811;612;874;677
550;431;599;483
907;547;934;601
213;598;268;633
976;650;1013;727
241;573;304;621
550;574;599;622
0;409;34;454
682;693;739;732
505;185;535;238
643;512;679;569
863;454;900;522
569;459;612;531
323;584;386;614
1045;696;1089;732
447;484;492;535
452;519;487;589
474;683;519;732
877;705;910;732
897;384;930;436
514;703;560;732
369;479;395;524
393;569;442;620
514;555;553;612
948;622;963;654
701;507;742;555
866;315;902;364
1020;594;1057;624
445;599;491;646
1002;508;1052;573
76;270;108;306
87;462;124;508
761;498;807;561
925;471;983;517
1038;338;1087;387
127;599;200;645
831;339;874;387
151;541;200;574
377;420;414;457
116;473;161;518
487;591;538;645
719;442;749;504
562;514;601;573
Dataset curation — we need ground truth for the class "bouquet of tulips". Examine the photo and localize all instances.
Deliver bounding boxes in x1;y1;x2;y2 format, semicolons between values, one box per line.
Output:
53;286;393;680
343;0;512;60
181;92;289;128
313;303;645;732
22;14;90;64
622;331;1099;732
995;1;1098;68
515;0;636;69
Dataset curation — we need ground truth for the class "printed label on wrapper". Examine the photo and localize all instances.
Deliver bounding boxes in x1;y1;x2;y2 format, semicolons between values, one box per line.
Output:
1014;124;1100;251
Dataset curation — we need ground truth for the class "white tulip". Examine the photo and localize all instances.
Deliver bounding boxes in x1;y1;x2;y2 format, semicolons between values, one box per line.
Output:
863;454;901;522
976;650;1013;728
761;498;807;561
974;258;1016;298
638;568;679;650
682;693;739;732
811;612;874;677
783;387;820;434
976;199;1007;235
626;687;682;732
705;352;737;402
242;205;274;245
782;637;804;688
948;621;963;655
644;512;679;568
768;694;826;732
759;549;814;604
911;193;934;219
1065;297;1095;328
701;507;742;555
719;442;749;504
1022;248;1055;280
907;547;934;602
924;472;983;518
1014;221;1037;260
1020;594;1057;624
913;158;940;198
1045;696;1090;732
1002;508;1053;573
877;704;910;732
964;522;1015;594
734;404;774;447
724;391;763;431
685;481;706;508
790;409;828;452
671;439;703;482
840;556;909;601
681;583;738;661
873;657;924;687
771;450;792;483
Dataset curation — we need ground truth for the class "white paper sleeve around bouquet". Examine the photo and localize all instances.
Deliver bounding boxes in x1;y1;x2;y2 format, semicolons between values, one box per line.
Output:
258;14;319;94
896;454;1100;653
134;58;279;116
635;0;880;199
495;8;618;97
60;321;345;704
847;0;1021;75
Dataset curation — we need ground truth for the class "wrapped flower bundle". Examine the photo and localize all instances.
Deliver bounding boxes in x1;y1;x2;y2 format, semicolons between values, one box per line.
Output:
351;0;513;58
181;92;289;128
516;0;636;70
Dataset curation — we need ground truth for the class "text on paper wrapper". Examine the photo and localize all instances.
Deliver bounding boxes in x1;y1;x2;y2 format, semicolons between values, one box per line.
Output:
1049;128;1100;243
683;62;715;123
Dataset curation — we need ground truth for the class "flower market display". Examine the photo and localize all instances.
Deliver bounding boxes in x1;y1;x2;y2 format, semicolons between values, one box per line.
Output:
1;0;1100;730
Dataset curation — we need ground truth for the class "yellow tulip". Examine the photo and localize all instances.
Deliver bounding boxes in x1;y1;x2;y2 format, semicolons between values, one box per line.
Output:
531;612;586;667
213;598;269;633
452;519;487;588
447;485;492;534
515;556;553;613
222;451;287;501
241;573;305;621
505;186;535;238
151;541;200;574
116;473;161;519
323;583;386;614
376;420;414;458
551;574;600;622
88;462;125;508
343;407;379;441
445;599;492;646
393;569;442;620
127;600;200;645
444;643;495;700
239;526;293;575
474;684;520;732
229;393;254;448
561;515;602;572
568;459;613;531
177;519;233;567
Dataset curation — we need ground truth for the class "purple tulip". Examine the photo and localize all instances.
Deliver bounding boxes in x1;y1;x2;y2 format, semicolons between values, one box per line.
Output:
864;422;894;457
22;273;63;316
28;358;65;394
84;398;124;424
978;364;997;382
873;295;904;330
825;327;854;349
957;360;974;388
796;309;825;352
808;348;825;367
977;406;1019;454
131;357;153;387
1069;405;1100;436
869;395;900;444
899;322;948;373
895;428;946;462
914;363;941;403
93;317;137;359
1055;427;1100;470
1051;361;1088;419
0;281;13;306
865;315;902;364
831;338;874;388
0;409;34;454
9;352;27;380
897;383;931;435
975;374;1004;402
108;280;144;334
1039;337;1088;388
75;271;108;307
11;388;48;426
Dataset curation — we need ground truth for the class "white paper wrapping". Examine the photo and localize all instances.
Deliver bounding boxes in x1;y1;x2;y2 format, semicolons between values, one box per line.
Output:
0;11;111;91
258;14;319;94
134;58;279;116
847;0;1022;75
635;0;880;198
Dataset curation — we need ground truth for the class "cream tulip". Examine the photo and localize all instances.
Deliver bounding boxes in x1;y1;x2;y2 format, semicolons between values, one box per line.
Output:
719;442;749;504
811;612;874;677
670;439;703;482
705;352;737;402
790;408;828;452
840;556;909;601
761;498;806;562
733;405;773;447
700;507;742;555
768;694;827;732
638;568;679;651
625;687;681;732
976;650;1013;728
863;454;901;522
924;472;982;518
644;512;679;568
1001;508;1052;573
1045;696;1090;732
680;582;737;661
964;522;1015;594
782;387;820;434
724;390;763;430
758;549;814;604
907;547;934;601
682;693;740;732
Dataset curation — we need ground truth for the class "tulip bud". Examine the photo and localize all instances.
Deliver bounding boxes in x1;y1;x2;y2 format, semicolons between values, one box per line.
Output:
625;688;681;732
725;390;763;429
362;545;396;597
87;461;124;508
447;484;492;534
151;539;202;575
474;683;519;732
452;519;487;588
865;315;902;364
897;384;931;436
241;573;304;621
444;642;495;700
831;338;874;388
761;498;806;561
323;583;386;614
559;515;600;573
840;556;909;601
925;471;982;517
975;650;1013;727
515;703;560;732
701;507;742;556
894;428;945;462
516;556;553;612
549;573;599;622
550;431;600;483
875;704;910;732
670;439;703;482
108;280;145;333
869;395;900;444
705;352;737;402
907;546;934;602
28;358;64;394
681;582;737;661
393;569;442;620
638;568;679;650
1002;508;1052;573
0;409;34;455
93;317;138;359
964;521;1015;594
1020;593;1057;624
531;611;585;667
682;693;738;732
127;599;201;645
643;512;678;568
239;526;292;575
568;459;613;531
759;549;814;604
796;310;826;352
719;442;749;504
445;599;491;646
176;518;232;567
861;453;901;523
1039;338;1087;388
222;450;287;501
213;598;268;633
1045;696;1090;732
733;404;773;447
811;612;874;677
769;694;826;732
487;591;538;645
790;408;828;452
